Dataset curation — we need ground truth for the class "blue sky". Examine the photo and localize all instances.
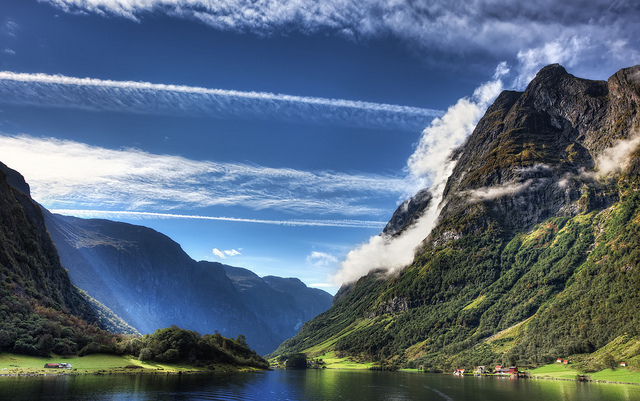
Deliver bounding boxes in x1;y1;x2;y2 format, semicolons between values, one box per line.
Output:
0;0;639;294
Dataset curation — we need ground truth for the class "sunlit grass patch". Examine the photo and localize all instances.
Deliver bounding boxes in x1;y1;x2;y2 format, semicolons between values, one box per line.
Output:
312;351;374;370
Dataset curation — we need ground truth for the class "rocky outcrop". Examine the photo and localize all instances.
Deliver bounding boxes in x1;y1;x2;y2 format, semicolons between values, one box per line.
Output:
382;188;432;237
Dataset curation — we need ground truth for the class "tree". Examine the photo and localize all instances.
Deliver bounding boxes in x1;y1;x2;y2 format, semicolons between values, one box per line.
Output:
162;348;180;362
139;347;153;362
603;353;616;370
285;353;307;369
236;334;247;347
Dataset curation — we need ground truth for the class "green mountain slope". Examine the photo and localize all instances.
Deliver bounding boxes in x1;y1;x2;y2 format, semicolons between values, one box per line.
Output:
271;64;640;371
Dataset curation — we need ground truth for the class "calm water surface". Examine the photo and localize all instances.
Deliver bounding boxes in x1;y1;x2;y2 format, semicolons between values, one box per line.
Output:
1;370;639;401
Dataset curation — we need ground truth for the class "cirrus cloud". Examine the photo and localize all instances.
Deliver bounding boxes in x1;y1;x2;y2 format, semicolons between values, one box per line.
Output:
0;133;407;216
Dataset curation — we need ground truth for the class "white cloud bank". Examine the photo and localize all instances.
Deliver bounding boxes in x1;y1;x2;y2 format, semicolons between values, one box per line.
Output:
332;64;509;285
0;71;441;131
0;133;406;216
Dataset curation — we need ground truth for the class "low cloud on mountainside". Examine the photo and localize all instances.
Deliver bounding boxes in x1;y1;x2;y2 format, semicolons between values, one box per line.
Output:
333;64;640;286
331;65;509;285
593;133;640;177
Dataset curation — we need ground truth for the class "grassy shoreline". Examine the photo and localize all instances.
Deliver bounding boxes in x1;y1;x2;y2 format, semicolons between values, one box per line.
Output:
0;353;264;377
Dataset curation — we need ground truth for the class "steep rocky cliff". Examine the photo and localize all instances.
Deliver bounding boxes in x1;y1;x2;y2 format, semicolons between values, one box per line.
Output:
272;65;640;371
45;212;332;355
431;64;637;243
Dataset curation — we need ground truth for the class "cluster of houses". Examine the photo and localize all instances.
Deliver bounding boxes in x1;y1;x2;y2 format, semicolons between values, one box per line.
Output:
454;365;519;377
454;358;630;378
44;363;72;369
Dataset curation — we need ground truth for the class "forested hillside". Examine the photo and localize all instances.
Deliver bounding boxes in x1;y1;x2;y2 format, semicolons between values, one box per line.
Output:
272;64;640;372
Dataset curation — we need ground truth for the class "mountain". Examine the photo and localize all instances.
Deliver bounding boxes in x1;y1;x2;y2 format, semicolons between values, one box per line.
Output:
224;266;335;339
272;64;640;371
0;162;135;356
44;212;332;355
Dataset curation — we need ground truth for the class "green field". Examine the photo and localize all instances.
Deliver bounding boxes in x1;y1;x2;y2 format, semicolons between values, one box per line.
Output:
313;351;375;370
529;363;581;380
0;353;258;376
529;363;640;384
589;369;640;384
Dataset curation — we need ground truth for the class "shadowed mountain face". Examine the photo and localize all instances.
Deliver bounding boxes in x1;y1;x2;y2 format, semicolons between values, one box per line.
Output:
44;212;332;355
272;65;640;370
0;162;138;357
0;161;95;320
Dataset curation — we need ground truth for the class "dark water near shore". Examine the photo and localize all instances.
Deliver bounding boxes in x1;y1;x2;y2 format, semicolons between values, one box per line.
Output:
1;370;639;401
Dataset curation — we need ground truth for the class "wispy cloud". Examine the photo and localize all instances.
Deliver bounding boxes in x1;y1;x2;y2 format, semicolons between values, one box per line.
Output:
41;1;640;77
306;251;339;267
308;282;335;289
465;180;534;203
0;133;405;216
0;71;442;131
48;209;387;229
2;20;19;37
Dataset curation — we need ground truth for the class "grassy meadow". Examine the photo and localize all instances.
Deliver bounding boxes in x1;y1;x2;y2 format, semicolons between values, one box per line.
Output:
0;352;260;376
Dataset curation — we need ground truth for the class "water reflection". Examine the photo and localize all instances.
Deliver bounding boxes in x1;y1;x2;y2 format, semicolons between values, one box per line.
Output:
0;370;639;401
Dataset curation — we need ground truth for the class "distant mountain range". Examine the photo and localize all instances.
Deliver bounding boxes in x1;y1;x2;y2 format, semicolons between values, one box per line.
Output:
43;210;332;355
0;162;332;356
273;64;640;371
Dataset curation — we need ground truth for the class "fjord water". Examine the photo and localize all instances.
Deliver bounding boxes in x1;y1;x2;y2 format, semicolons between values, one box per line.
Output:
1;370;639;401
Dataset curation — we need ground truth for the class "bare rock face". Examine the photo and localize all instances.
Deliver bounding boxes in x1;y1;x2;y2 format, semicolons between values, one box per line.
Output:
382;188;432;237
389;64;640;246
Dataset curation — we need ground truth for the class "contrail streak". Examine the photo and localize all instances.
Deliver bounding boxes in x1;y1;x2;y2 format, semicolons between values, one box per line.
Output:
50;209;387;229
0;71;442;131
